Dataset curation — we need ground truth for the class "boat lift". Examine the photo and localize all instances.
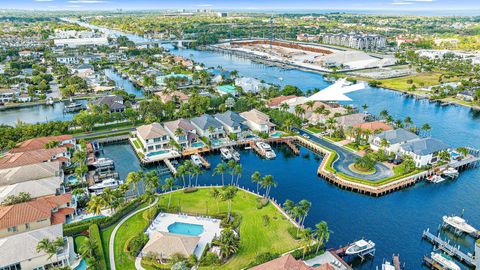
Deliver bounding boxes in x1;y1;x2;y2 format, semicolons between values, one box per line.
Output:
422;228;476;267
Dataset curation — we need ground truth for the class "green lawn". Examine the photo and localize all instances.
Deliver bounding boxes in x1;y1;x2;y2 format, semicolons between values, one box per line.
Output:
74;235;88;253
156;189;300;270
101;226;115;270
112;189;299;270
379;72;460;92
306;126;323;134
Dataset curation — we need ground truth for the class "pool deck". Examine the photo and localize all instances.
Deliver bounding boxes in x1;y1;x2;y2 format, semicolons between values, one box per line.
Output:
146;213;221;258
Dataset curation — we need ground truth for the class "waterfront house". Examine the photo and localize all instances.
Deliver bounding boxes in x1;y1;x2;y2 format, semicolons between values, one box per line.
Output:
91;95;126;113
214;110;250;139
266;95;298;109
250;254;328;270
163;119;198;149
234;77;269;94
399;137;450;167
10;135;75;153
0;147;71;170
135;123;172;154
72;64;94;78
335;113;367;128
0;162;64;204
457;90;475;101
0;224;76;270
155;90;189;104
302;101;348;124
371;128;420;154
156;73;192;86
0;88;21;103
240;109;276;133
349;121;393;142
141;231;199;259
190;114;226;139
56;55;80;65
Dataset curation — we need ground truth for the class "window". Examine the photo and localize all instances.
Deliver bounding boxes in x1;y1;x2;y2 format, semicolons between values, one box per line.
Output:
25;223;30;230
7;226;17;232
0;262;21;270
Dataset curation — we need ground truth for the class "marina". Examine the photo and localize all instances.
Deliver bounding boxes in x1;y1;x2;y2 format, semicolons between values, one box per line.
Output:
422;228;476;267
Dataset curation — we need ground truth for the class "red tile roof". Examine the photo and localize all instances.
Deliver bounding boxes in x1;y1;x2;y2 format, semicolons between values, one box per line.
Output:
0;194;72;229
0;147;68;170
250;254;317;270
10;135;73;153
267;95;298;107
353;121;393;132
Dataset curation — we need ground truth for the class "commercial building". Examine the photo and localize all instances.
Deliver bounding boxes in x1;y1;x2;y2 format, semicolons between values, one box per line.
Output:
320;33;386;50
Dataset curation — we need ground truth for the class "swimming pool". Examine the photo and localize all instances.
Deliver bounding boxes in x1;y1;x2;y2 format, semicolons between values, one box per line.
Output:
191;141;205;148
270;131;283;138
146;150;169;157
65;174;79;185
167;222;204;236
74;259;87;270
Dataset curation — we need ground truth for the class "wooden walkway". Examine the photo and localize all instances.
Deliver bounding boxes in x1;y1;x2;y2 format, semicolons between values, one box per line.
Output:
197;153;210;168
164;159;177;175
422;228;475;267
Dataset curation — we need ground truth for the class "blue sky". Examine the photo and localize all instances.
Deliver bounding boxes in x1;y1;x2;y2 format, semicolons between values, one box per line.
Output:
2;0;480;12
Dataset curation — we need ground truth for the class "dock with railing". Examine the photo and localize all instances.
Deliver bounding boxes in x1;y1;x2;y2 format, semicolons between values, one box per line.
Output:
422;228;476;267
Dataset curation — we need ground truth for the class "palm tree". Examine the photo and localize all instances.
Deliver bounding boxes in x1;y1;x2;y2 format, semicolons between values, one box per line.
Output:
79;237;98;261
279;103;289;112
210;188;221;212
162;177;176;208
283;199;295;216
314;221;333;254
213;163;227;186
421;123;431;137
220;186;238;220
294;105;306;120
87;195;105;215
176;165;187;187
125;171;144;197
379;109;389;119
251;171;261;194
300;228;313;259
234;164;242;186
217;228;240;259
192;165;203;186
227;160;237;185
298;199;312;227
284;118;293;132
144;171;159;193
404;116;413;129
380;138;390;153
395;119;404;128
325;117;337;136
36;237;64;261
305;101;315;111
100;187;115;213
261;175;277;198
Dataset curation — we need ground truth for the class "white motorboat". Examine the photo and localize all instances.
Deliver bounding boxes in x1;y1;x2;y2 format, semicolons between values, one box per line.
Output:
256;141;276;159
220;147;233;160
430;252;461;270
88;178;121;192
92;158;115;168
191;154;203;167
64;102;85;112
230;148;240;162
427;175;445;183
46;98;54;105
442;215;478;234
381;261;395;270
442;167;459;179
345;239;375;256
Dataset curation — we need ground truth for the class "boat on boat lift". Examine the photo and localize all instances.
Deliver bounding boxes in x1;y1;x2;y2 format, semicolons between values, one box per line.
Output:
427;175;445;184
255;141;276;159
442;167;459;179
92;158;115;168
230;148;240;162
191;154;203;167
430;252;461;270
88;178;122;193
442;215;478;235
220;147;233;160
345;239;376;256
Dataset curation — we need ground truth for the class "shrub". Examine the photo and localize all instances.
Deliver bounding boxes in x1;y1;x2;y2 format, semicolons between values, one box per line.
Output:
247;252;280;268
200;252;220;266
287;227;301;240
127;232;149;257
256;197;269;209
183;187;198;193
89;224;108;270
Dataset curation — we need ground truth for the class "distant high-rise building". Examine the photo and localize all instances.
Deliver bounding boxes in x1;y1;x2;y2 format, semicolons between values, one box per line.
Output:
319;33;386;50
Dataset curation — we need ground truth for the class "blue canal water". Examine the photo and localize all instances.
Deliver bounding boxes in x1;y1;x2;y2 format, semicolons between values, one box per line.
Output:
104;69;144;98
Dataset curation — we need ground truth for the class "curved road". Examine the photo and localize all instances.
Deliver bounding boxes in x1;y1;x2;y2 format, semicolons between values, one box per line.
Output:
296;128;393;181
109;198;158;270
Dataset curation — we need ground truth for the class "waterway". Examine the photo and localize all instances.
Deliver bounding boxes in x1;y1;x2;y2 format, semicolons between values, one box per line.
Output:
104;69;144;98
12;22;480;269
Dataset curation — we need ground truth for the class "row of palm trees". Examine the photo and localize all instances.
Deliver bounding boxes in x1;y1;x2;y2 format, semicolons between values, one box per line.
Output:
250;171;277;198
379;109;431;136
212;160;242;186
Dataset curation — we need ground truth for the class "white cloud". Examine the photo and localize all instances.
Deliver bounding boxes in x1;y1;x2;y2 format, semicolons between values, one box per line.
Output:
34;0;54;2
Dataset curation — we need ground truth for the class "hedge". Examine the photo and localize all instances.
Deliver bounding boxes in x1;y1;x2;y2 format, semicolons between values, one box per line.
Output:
64;198;142;236
89;224;108;270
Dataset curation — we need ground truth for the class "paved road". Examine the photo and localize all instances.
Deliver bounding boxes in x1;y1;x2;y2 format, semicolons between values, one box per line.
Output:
296;128;393;181
109;198;158;270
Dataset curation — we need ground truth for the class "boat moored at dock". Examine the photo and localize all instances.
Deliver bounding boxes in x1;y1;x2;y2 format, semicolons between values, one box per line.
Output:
191;154;203;167
230;147;240;162
430;252;461;270
427;175;445;184
441;167;459;179
92;157;115;168
88;178;122;193
345;239;376;256
442;215;479;236
220;147;233;160
255;141;276;159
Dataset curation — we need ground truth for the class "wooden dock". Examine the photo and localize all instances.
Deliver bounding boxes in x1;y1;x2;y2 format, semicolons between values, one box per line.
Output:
164;159;177;175
393;254;402;270
423;255;444;270
196;153;210;169
422;228;475;267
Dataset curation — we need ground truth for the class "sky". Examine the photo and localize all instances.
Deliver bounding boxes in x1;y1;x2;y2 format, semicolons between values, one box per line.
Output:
2;0;480;13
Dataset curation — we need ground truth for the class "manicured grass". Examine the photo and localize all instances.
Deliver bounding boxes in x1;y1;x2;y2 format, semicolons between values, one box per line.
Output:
132;138;141;149
156;189;300;270
101;226;115;270
323;135;343;142
378;72;459;92
348;163;376;175
74;235;88;253
306;126;323;134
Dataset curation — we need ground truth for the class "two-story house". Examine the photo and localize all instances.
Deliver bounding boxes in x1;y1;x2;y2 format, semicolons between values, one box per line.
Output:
399;137;450;167
370;128;420;154
135;123;172;154
190;114;226;139
163;119;198;149
214;110;250;139
240;109;276;133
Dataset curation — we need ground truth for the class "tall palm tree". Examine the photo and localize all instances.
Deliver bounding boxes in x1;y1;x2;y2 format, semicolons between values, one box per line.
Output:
279;103;289;112
192;165;203;186
251;171;261;194
361;103;368;112
300;228;313;260
210;188;221;212
162;177;176;208
421;123;431;137
234;164;242;186
294;105;306;120
87;195;105;215
283;199;295;216
305;101;315;111
100;188;115;213
125;171;144;197
217;228;240;259
404;116;413;129
220;186;238;220
176;165;187;187
379;109;389;119
213;163;227;186
261;175;277;198
314;221;333;254
79;237;98;261
298;199;312;227
227;160;237;185
325;117;337;136
36;237;64;261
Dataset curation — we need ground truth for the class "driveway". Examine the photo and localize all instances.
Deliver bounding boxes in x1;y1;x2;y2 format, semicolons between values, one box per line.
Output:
296;128;393;181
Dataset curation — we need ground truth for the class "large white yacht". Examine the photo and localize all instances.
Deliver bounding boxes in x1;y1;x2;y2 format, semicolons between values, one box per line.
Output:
345;239;375;256
442;215;478;234
430;252;461;270
220;147;233;160
256;141;276;159
88;178;121;193
191;154;203;167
